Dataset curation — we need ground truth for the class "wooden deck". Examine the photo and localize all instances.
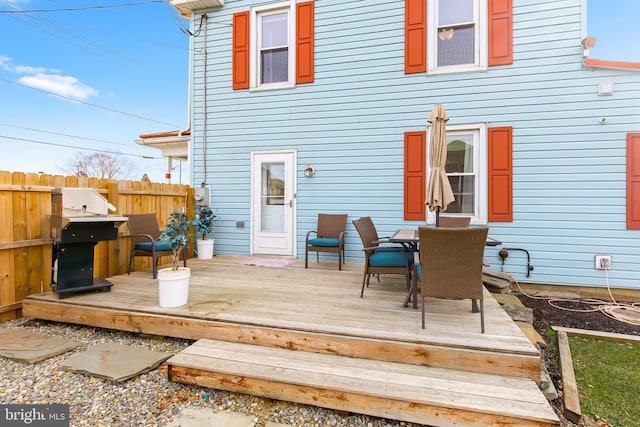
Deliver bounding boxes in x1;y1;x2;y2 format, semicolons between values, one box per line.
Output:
22;255;559;426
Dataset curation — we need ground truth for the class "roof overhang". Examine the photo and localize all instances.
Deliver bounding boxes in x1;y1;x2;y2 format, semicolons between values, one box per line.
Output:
137;131;189;161
169;0;224;19
583;57;640;71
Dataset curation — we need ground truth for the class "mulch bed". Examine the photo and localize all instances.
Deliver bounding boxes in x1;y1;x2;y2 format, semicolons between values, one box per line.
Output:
517;294;640;337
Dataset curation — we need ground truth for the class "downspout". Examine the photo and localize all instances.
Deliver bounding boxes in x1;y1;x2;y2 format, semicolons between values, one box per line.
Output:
174;13;199;184
200;14;208;186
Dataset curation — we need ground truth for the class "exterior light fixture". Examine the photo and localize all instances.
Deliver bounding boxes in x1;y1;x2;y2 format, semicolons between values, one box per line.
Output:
581;36;597;57
304;165;315;177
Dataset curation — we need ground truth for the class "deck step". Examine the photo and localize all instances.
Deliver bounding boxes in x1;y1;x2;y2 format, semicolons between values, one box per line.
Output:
167;339;559;427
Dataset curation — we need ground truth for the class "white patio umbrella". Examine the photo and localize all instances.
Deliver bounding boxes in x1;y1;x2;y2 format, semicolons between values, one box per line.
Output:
426;104;455;226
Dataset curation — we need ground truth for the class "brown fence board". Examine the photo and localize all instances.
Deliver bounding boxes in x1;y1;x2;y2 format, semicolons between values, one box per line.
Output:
0;171;193;320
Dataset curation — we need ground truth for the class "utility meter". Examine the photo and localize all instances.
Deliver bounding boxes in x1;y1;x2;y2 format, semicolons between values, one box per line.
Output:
194;186;210;207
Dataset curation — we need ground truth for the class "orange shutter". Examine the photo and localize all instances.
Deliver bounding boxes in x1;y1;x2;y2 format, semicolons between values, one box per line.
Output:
232;11;250;90
405;0;426;74
404;131;426;220
627;133;640;229
296;1;314;84
488;0;513;66
488;127;513;221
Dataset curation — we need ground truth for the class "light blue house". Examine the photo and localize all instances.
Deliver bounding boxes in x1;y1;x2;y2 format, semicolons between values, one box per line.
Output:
169;0;640;291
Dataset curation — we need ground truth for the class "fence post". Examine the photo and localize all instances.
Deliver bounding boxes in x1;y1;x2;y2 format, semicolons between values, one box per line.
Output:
107;182;123;277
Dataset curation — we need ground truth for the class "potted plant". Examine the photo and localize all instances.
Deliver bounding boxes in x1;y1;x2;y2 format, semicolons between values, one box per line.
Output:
193;206;217;259
157;211;191;307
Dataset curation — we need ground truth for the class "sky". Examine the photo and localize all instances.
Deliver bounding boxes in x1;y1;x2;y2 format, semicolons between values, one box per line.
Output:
587;0;640;63
0;0;191;183
0;1;638;184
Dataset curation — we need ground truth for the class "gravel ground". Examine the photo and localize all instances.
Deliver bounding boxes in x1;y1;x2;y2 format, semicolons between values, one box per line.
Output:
0;317;422;427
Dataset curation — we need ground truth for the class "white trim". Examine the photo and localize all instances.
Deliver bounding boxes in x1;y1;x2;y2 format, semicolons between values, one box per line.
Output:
426;123;487;225
427;0;488;74
249;1;296;91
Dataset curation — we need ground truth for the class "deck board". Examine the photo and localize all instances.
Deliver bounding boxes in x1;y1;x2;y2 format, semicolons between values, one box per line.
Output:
23;255;541;379
22;255;560;425
168;339;559;427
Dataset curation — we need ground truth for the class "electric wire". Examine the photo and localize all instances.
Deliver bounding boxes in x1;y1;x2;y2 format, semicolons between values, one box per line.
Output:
0;1;164;13
0;122;137;148
0;0;187;78
0;77;181;128
0;0;135;65
0;135;162;159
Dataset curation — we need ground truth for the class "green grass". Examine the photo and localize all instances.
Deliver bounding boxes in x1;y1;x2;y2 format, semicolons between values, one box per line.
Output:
568;336;640;426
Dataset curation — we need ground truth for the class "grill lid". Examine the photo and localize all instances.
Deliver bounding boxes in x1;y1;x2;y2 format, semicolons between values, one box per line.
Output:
53;187;116;217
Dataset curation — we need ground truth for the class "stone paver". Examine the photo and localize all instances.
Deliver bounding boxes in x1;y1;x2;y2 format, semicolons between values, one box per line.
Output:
61;343;172;382
0;330;80;363
164;408;296;427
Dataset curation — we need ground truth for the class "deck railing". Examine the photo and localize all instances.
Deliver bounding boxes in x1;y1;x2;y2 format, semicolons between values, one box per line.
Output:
0;170;194;321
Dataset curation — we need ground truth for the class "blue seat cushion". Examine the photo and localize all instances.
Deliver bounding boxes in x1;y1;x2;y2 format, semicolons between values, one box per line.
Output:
416;263;422;278
369;249;413;267
375;246;406;252
308;237;340;247
135;241;172;251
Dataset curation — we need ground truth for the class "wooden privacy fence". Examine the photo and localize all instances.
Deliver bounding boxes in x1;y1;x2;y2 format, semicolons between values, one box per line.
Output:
0;170;194;322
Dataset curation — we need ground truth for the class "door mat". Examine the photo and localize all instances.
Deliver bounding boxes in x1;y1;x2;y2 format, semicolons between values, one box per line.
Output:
243;257;296;268
61;343;173;382
0;330;81;363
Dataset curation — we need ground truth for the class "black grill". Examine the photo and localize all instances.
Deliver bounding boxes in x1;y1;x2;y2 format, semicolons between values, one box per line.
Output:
50;188;127;299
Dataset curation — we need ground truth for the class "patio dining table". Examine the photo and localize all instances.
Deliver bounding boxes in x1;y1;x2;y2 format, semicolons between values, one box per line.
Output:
390;229;502;309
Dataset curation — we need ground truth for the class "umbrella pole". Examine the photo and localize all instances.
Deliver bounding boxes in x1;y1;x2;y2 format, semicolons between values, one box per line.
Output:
435;208;440;227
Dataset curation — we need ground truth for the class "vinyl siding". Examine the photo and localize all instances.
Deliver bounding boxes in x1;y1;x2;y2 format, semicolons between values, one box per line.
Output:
188;0;640;290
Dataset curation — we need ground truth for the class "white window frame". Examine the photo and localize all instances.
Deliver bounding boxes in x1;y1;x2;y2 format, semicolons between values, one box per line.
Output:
427;123;487;224
250;1;296;91
427;0;488;74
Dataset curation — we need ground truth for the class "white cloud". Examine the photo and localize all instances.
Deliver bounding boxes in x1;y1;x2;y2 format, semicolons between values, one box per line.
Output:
15;65;49;74
0;56;14;71
18;74;99;101
1;55;97;101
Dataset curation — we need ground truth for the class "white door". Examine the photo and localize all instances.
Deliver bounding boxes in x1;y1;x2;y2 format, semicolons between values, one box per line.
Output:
251;151;296;256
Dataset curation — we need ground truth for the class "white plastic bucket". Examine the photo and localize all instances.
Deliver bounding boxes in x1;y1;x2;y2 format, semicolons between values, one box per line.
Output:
196;239;214;259
157;267;190;308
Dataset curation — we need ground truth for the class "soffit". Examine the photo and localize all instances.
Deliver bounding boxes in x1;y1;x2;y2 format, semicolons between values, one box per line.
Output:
170;0;224;19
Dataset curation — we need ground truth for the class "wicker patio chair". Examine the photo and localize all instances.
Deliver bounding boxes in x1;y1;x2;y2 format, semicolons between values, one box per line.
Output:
438;216;491;266
438;216;471;228
305;213;348;270
352;217;413;298
125;213;187;279
417;226;489;332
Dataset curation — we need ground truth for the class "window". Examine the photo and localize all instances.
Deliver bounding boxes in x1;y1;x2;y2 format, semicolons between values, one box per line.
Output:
428;124;487;223
251;2;296;90
427;0;488;73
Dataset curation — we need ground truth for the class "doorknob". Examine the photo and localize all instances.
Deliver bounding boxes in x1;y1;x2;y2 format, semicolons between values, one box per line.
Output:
288;200;293;208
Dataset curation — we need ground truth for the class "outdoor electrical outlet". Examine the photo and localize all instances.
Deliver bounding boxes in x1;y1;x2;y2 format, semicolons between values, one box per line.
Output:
595;255;611;270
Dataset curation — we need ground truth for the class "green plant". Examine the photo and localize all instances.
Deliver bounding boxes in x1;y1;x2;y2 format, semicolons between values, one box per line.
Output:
569;336;640;426
193;206;217;240
160;211;190;270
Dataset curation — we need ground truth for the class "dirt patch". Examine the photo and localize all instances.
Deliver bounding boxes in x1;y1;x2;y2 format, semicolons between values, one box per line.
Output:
516;293;640;426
